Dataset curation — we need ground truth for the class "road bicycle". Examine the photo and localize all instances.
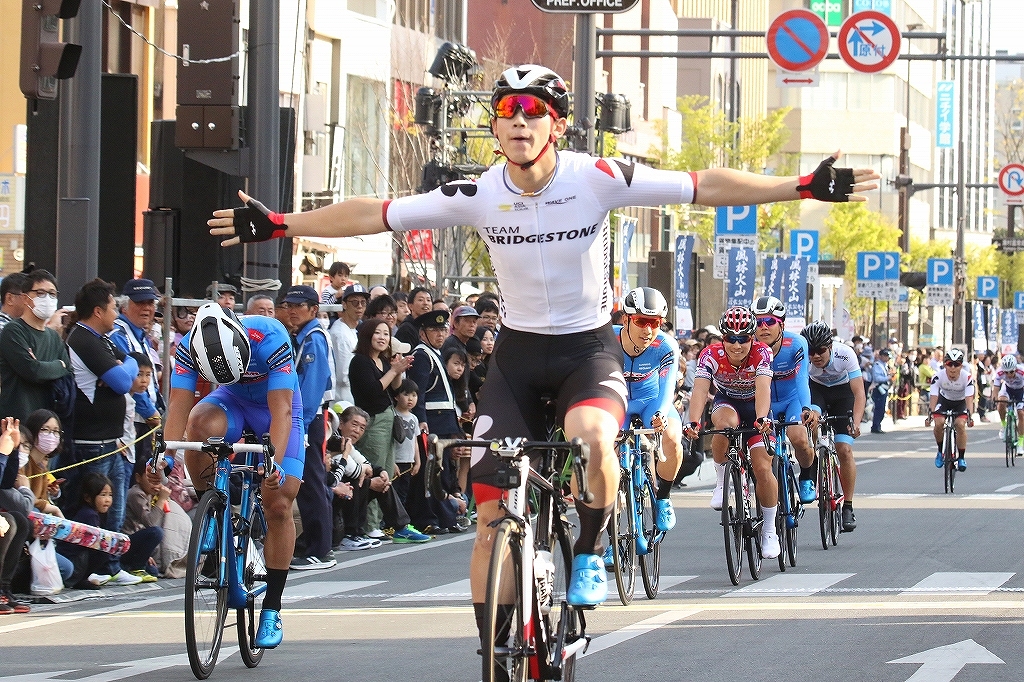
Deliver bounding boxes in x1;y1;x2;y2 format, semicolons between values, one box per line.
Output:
430;430;592;682
928;409;966;494
771;417;802;570
703;427;763;586
998;398;1020;467
608;418;666;604
814;412;846;549
155;433;274;680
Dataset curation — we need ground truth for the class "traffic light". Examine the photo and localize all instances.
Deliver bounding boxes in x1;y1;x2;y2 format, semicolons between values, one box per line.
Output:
20;0;82;100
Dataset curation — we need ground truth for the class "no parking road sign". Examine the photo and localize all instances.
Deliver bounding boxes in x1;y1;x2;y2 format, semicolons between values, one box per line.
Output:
766;9;830;72
838;10;901;73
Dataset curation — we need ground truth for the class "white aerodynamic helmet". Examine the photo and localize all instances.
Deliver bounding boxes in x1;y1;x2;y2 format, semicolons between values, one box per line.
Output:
1001;354;1018;372
189;303;251;385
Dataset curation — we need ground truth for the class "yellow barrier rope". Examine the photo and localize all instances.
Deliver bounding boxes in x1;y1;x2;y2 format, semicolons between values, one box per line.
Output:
26;425;161;479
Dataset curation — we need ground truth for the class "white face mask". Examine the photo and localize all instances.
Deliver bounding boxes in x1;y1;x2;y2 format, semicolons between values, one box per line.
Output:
36;432;61;456
31;296;58;321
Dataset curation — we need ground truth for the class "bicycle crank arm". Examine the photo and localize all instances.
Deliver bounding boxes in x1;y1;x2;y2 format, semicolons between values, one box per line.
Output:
562;635;591;660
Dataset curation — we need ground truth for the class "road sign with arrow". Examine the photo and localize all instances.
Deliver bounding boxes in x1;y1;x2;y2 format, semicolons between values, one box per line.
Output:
838;10;901;73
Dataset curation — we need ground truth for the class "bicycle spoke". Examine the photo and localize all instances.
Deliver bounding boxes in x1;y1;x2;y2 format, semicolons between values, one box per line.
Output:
185;492;229;680
483;520;528;682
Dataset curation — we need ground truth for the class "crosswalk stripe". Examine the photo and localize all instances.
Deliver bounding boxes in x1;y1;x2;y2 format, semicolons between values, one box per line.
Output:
384;579;472;601
995;483;1024;492
901;572;1015;596
282;581;385;602
657;575;698;590
723;573;854;597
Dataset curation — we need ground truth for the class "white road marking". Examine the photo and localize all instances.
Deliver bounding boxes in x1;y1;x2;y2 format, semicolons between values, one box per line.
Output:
0;592;183;635
995;483;1024;492
856;458;880;465
283;580;385;602
901;572;1015;596
722;573;854;598
580;608;703;658
965;494;1020;500
889;639;1003;682
385;579;472;601
657;575;698;590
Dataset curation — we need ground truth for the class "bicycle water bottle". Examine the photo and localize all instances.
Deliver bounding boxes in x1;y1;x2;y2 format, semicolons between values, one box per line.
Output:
534;550;555;614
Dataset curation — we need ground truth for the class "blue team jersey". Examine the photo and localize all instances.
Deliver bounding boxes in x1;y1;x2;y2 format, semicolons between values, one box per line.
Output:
614;325;680;426
171;315;299;401
768;330;812;417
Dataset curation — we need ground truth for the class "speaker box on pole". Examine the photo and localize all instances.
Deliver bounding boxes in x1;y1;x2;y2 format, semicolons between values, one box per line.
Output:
99;73;139;288
24;97;61;273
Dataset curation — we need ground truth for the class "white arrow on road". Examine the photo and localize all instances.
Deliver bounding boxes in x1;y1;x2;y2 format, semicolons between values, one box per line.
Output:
888;639;1003;681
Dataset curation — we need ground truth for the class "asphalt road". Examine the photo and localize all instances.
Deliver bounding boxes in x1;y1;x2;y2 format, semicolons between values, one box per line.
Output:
4;415;1024;682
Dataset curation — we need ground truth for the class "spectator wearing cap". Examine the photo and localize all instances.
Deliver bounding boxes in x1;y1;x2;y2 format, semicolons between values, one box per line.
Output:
110;279;164;468
394;287;431;349
348;314;412;537
442;305;479;356
246;294;276;317
870;348;893;434
320;261;352;307
283;285;337;570
407;310;461;533
0;272;28;333
329;283;369;404
0;269;71;424
206;283;238;309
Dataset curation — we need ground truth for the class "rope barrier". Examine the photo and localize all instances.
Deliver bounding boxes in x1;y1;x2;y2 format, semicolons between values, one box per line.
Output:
26;425;161;479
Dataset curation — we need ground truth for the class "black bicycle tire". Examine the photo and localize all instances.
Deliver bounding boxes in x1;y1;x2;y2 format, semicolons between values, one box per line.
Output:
185;491;229;680
483;519;528;682
828;455;841;546
722;461;743;585
746;471;762;580
236;503;267;668
786;465;800;566
611;471;636;605
638;477;661;599
547;518;580;682
774;452;786;572
817;446;830;550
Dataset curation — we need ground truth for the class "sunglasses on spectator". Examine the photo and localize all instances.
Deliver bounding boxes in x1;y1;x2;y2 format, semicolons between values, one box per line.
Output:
809;345;832;357
174;307;198;319
945;360;963;367
725;335;751;345
756;317;780;328
493;94;555;119
629;315;663;329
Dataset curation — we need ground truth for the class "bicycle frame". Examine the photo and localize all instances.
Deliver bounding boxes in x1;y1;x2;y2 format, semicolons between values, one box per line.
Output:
617;427;665;555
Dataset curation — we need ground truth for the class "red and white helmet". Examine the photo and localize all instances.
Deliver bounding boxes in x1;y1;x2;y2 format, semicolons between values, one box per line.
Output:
189;303;251;385
719;306;756;336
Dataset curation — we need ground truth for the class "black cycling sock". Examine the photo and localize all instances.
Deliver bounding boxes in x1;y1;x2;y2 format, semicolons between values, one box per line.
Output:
475;602;512;682
843;500;853;509
800;458;818;482
958;449;966;458
656;476;673;500
262;568;288;611
573;502;613;556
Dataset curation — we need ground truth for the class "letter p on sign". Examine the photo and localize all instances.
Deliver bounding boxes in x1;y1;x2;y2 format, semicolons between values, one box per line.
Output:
977;276;999;300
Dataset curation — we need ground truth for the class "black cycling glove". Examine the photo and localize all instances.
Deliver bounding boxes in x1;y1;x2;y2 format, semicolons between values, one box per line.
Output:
234;196;287;243
796;156;856;202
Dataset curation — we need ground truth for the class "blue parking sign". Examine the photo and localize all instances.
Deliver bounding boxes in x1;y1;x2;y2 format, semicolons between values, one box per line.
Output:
790;230;819;263
927;258;954;286
714;205;757;235
1016;292;1024;310
857;252;886;281
977;276;1000;300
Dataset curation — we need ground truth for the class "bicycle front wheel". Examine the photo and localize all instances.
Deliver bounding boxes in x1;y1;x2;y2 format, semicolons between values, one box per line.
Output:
745;473;762;580
541;517;581;682
786;465;800;567
185;491;229;680
774;458;787;573
828;455;842;546
944;427;956;494
237;503;268;668
483;519;528;682
610;474;636;605
817;447;831;550
722;461;743;586
638;477;661;600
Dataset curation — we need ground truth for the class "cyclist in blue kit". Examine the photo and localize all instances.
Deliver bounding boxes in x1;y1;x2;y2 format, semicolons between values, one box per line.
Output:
750;296;818;503
163;303;304;649
615;287;683;531
205;63;879;671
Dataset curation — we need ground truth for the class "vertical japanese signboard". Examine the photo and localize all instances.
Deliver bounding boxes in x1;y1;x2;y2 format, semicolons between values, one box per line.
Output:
936;81;955;149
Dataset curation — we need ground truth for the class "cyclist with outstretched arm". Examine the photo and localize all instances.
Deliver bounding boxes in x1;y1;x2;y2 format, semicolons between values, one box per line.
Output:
683;307;780;558
206;64;878;672
926;349;975;472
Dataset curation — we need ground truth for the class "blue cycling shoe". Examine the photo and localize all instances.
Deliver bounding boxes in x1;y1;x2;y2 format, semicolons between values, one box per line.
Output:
935;451;944;469
254;609;283;648
566;554;607;608
654;499;676;531
200;519;218;553
957;457;967;472
602;545;614;570
798;480;817;504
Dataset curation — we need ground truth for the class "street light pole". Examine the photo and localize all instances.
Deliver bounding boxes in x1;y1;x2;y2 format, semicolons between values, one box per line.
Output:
952;0;971;346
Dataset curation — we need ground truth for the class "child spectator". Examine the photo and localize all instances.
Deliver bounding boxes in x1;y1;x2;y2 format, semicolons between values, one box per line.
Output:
327;406;429;549
58;472;159;588
120;353;161;501
391;379;421;510
123;461;191;578
20;409;64;517
443;346;474;506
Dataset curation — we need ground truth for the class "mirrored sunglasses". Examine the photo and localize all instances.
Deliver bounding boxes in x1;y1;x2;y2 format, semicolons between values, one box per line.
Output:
809;345;832;356
756;317;780;328
945;360;963;367
493;94;554;119
630;315;663;329
725;335;751;344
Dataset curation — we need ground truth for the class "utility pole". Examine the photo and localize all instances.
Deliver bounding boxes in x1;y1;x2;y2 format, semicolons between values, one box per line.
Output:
57;0;102;300
572;14;596;153
244;0;282;299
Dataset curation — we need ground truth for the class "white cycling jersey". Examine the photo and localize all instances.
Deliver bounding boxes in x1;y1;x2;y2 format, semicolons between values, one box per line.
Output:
808;343;862;387
384;150;697;335
929;368;975;401
994;366;1024;390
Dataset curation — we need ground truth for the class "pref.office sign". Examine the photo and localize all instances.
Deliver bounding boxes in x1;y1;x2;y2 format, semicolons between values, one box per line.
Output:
531;0;639;12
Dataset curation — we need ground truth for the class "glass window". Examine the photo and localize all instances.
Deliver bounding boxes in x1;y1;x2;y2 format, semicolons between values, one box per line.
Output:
344;76;387;198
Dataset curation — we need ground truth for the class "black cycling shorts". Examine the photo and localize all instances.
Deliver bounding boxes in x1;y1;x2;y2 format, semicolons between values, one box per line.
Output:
810;382;855;440
932;397;968;417
470;323;627;498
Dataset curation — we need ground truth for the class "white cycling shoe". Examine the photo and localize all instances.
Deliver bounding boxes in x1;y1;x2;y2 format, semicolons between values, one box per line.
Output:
710;485;724;511
760;530;781;559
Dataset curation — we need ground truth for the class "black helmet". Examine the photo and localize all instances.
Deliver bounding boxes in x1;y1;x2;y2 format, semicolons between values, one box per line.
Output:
750;295;786;320
491;65;570;119
623;287;668;318
801;321;833;349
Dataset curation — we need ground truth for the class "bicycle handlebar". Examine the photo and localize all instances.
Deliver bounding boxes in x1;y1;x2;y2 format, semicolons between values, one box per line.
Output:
701;427;762;437
152;431;276;478
162;441;266;453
